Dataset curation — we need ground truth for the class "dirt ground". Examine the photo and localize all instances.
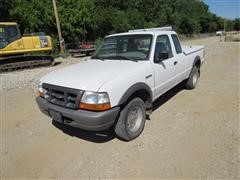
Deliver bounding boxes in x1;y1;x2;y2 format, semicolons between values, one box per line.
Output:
0;36;239;179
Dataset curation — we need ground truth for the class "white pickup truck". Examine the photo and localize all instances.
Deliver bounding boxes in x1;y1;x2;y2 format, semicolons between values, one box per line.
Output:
36;27;205;141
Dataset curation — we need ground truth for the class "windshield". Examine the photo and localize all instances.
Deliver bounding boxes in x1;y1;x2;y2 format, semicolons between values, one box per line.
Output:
92;34;152;61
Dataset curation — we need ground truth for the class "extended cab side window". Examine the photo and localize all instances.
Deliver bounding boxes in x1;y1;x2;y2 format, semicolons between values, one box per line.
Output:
171;34;182;54
154;35;173;60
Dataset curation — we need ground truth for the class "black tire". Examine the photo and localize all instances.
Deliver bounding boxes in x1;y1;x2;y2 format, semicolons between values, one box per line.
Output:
114;97;146;141
185;66;199;89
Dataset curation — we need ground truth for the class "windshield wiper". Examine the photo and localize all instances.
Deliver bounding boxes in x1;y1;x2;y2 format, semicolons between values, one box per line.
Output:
91;55;105;61
92;55;139;62
115;55;131;60
107;55;138;62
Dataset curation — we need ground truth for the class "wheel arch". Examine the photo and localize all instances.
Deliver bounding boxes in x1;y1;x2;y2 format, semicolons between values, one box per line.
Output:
118;83;153;109
193;56;201;69
192;55;201;75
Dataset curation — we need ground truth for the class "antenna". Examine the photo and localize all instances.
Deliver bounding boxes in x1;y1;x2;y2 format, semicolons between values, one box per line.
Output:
129;26;172;32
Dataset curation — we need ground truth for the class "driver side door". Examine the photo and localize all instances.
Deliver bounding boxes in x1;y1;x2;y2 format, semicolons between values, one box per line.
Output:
152;35;178;99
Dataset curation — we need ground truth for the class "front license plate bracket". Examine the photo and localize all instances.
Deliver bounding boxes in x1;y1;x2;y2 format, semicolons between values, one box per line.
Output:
49;109;63;122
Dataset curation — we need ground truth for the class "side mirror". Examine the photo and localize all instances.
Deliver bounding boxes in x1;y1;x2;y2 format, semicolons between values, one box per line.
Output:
154;51;169;63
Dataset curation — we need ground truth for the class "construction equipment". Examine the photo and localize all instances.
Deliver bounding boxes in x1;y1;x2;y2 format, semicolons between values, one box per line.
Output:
68;42;96;57
0;22;54;72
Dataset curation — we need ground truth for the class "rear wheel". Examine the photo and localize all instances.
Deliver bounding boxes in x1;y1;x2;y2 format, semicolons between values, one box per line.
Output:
114;97;146;141
185;66;199;89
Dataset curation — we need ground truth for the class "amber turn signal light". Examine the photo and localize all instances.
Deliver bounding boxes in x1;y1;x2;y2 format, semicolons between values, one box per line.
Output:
38;91;43;97
79;102;111;111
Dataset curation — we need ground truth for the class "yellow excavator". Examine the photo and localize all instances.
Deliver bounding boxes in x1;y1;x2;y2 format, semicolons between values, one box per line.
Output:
0;22;54;72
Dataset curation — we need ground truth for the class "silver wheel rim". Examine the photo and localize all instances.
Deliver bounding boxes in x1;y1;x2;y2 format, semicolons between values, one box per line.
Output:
127;106;143;133
192;73;198;86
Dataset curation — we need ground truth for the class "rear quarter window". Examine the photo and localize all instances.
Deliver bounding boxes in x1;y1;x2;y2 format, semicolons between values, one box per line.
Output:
171;34;182;54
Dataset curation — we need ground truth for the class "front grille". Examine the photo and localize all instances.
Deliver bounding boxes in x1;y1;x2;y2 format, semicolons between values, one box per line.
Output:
42;83;83;109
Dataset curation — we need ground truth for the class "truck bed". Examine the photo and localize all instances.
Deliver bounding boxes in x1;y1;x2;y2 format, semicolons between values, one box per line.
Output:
182;45;204;55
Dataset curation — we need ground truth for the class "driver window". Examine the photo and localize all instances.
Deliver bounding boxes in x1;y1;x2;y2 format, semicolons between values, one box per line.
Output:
154;35;173;60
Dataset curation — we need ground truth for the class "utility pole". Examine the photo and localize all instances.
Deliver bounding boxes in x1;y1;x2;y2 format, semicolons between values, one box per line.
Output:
52;0;65;55
224;19;227;42
224;19;226;32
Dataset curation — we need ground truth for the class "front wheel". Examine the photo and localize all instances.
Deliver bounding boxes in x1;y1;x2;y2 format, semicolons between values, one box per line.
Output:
114;97;146;141
185;66;199;89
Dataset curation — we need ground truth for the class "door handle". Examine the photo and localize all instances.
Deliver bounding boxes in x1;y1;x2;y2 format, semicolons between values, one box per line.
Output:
145;74;152;79
174;61;178;65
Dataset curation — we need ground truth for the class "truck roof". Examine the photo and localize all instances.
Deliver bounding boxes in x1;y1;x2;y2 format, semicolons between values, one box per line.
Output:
106;26;177;38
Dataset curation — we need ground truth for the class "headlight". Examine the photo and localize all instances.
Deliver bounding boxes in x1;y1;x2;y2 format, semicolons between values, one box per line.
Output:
38;82;48;98
79;91;111;111
81;92;110;104
38;82;44;97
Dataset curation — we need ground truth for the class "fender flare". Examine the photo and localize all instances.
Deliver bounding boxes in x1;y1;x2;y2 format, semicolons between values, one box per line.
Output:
192;55;201;67
189;56;201;77
118;82;153;105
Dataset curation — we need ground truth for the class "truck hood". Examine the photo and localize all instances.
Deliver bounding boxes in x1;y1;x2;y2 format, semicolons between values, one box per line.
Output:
41;59;146;91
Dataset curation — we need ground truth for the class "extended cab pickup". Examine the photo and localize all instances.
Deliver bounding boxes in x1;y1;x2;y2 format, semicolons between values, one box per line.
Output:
36;27;205;141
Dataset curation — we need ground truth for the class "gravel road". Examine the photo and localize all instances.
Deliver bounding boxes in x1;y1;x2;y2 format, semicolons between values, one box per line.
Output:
1;36;239;179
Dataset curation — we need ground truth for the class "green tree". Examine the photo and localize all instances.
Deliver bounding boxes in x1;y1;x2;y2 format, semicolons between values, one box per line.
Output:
10;0;54;34
233;18;240;31
225;20;234;31
2;0;235;49
0;0;12;21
